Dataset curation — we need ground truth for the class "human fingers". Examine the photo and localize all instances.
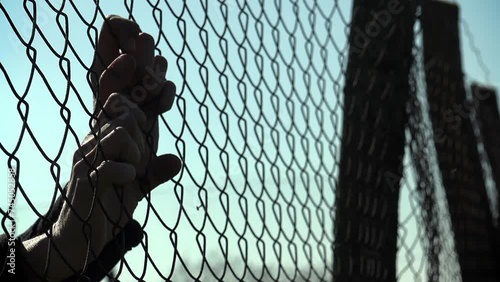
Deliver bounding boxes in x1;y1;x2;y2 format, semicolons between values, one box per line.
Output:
132;33;155;84
76;93;147;162
138;154;182;199
89;160;136;195
138;154;182;201
97;54;136;107
75;126;142;176
149;55;168;96
132;55;168;105
94;93;147;133
98;93;147;154
153;55;168;78
140;80;176;118
90;15;141;89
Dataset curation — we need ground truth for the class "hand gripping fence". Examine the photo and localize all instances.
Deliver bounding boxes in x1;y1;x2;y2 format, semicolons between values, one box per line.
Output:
0;0;498;281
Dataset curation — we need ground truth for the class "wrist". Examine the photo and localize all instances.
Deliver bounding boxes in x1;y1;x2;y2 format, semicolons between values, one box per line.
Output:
55;178;108;256
21;226;101;281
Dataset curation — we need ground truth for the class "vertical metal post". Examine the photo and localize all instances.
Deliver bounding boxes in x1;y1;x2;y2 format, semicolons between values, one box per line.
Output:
333;1;416;281
422;2;497;281
472;84;500;279
473;84;500;210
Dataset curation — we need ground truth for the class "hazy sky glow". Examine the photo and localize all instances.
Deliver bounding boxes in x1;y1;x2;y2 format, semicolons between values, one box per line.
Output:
1;1;498;281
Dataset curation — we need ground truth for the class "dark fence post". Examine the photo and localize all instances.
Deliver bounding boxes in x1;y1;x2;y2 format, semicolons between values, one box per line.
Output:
472;83;500;277
333;1;416;281
422;2;497;281
473;84;500;210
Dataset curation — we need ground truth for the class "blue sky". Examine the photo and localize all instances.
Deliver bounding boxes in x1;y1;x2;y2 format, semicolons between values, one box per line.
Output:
1;0;499;281
455;0;500;88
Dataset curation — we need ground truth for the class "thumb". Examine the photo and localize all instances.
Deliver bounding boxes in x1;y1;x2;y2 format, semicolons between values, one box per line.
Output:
141;154;181;196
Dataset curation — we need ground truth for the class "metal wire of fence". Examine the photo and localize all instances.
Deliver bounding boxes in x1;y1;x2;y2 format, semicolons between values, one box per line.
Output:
0;0;497;281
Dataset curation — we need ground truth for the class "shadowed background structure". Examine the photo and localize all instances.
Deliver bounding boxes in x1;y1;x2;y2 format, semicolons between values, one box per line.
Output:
1;0;499;281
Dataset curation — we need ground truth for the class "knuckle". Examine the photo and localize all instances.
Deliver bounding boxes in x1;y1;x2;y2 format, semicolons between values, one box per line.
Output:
72;148;86;165
72;140;97;167
73;158;98;177
140;32;155;45
107;92;121;102
104;93;134;117
105;14;122;27
73;159;84;174
98;159;113;171
105;14;119;21
113;126;128;137
112;126;134;146
108;93;123;109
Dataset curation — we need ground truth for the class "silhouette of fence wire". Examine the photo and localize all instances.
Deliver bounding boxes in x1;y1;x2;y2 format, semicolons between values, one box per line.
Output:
0;0;497;281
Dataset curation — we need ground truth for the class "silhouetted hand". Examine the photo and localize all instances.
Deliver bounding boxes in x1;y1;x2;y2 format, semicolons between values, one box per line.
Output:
21;15;181;281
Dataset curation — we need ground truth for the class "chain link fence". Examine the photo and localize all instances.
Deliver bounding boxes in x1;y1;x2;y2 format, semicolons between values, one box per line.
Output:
1;0;497;281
